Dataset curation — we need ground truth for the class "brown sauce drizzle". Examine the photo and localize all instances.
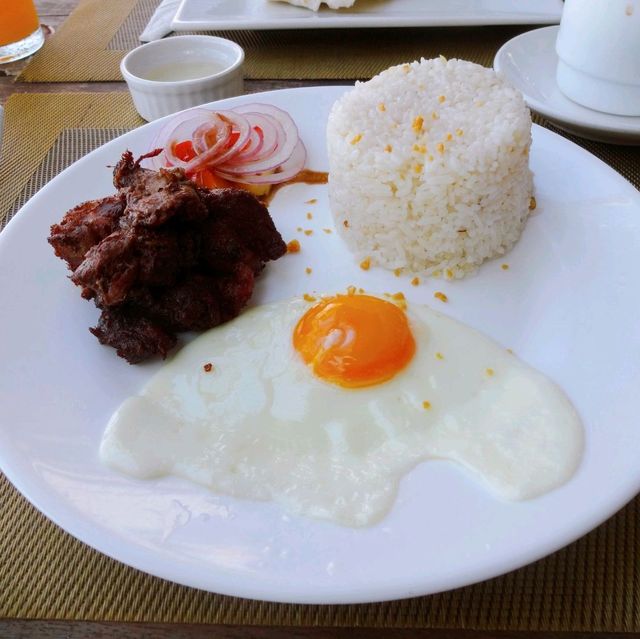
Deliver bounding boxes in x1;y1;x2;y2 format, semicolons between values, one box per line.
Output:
260;170;328;205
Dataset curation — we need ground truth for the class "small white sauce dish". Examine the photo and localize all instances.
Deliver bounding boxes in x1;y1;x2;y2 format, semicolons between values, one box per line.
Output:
121;35;245;121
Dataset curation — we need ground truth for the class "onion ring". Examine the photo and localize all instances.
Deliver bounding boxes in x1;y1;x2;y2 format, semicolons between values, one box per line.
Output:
184;111;252;173
147;103;308;187
217;139;307;185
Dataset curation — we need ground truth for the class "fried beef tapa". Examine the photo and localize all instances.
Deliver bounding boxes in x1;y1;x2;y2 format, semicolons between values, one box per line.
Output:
49;194;126;271
49;151;286;363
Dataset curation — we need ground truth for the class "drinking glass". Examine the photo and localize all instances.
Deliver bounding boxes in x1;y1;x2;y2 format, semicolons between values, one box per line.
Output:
0;0;44;64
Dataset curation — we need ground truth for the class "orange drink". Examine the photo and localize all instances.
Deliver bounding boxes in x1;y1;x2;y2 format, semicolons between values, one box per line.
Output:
0;0;40;47
0;0;43;63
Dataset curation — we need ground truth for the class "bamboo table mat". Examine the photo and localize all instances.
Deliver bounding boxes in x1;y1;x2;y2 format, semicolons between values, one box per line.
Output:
1;90;640;627
18;0;537;83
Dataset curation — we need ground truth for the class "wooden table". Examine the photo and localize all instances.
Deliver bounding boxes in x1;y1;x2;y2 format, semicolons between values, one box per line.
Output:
0;3;635;639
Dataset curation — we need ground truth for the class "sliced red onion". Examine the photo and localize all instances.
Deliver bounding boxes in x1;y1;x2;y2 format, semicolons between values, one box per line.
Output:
217;139;306;185
148;108;214;150
142;108;216;169
223;119;266;164
237;124;265;161
192;121;220;155
218;105;301;175
163;113;228;169
181;115;231;163
225;113;280;166
229;113;278;164
146;102;308;186
186;111;252;173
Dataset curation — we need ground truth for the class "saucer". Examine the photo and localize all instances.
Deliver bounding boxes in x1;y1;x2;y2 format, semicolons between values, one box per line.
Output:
493;26;640;145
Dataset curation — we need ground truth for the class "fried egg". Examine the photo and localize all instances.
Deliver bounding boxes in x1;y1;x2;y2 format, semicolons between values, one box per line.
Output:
100;294;583;527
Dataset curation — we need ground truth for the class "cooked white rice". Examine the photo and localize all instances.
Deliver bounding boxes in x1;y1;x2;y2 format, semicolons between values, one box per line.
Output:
326;57;534;278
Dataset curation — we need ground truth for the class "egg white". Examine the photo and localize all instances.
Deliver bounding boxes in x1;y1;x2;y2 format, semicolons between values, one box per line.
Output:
100;296;583;527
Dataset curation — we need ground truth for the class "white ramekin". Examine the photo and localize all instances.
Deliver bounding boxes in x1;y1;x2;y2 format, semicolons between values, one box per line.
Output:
121;35;245;121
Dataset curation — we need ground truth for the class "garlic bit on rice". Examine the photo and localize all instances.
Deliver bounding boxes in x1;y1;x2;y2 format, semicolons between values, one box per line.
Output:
326;57;534;279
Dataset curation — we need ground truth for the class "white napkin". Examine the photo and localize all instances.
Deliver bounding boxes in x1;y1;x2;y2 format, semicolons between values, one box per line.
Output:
139;0;181;42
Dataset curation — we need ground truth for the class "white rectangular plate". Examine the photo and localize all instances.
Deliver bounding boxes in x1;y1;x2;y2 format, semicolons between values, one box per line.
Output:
172;0;563;31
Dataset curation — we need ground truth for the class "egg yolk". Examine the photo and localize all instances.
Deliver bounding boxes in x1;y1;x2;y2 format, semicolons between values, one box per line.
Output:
293;294;416;388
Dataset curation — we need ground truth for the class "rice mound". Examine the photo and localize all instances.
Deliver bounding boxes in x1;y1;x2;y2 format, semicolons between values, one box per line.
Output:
326;57;534;278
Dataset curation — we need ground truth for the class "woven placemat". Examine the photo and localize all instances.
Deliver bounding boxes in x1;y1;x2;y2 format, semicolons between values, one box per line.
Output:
0;93;143;231
19;0;535;82
1;92;640;628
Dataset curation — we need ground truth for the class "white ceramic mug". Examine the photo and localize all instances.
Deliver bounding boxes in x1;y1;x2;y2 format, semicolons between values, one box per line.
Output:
555;0;640;116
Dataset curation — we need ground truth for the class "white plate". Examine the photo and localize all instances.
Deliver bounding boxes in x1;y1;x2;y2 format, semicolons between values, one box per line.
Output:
494;26;640;145
1;86;640;605
172;0;563;31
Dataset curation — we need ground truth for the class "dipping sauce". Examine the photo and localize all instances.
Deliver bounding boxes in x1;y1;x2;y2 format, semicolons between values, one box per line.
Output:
143;61;226;82
262;170;328;205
